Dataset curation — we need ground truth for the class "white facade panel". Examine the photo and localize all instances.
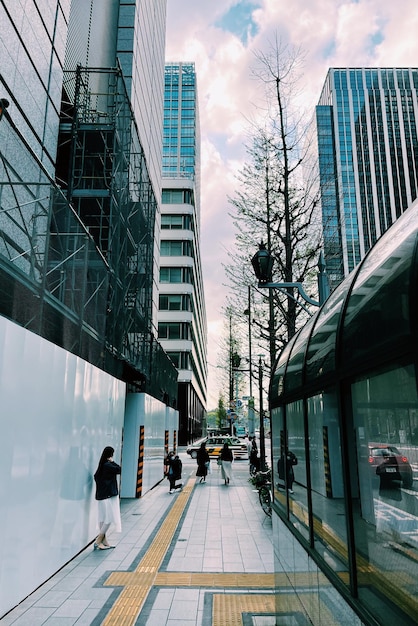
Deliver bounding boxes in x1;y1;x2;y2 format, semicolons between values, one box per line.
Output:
0;315;125;616
121;393;179;497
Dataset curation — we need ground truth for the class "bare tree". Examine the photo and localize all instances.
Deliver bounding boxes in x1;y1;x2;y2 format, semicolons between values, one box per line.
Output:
225;38;323;366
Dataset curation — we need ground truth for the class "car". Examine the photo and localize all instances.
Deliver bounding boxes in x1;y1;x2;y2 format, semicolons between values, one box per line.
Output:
368;443;413;488
187;435;249;460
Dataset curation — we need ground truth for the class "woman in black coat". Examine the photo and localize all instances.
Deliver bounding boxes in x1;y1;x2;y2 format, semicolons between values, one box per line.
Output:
220;442;233;485
94;446;121;550
196;442;210;483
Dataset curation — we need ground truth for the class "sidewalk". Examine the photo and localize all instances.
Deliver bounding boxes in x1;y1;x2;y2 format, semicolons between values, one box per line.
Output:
1;450;276;626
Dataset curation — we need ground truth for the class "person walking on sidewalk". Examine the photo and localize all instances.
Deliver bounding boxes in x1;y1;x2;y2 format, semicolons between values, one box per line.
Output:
220;442;233;485
196;441;210;483
249;436;260;474
94;446;121;550
167;451;183;493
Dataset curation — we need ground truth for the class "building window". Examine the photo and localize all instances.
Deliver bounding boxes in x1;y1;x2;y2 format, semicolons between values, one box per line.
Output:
159;267;182;283
161;214;194;231
162;189;195;206
161;215;183;229
158;322;191;340
167;351;191;369
160;240;183;256
159;294;192;311
158;323;180;340
162;189;183;204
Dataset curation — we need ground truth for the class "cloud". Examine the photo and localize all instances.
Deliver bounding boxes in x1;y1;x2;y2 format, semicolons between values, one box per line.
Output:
166;0;418;408
215;1;261;45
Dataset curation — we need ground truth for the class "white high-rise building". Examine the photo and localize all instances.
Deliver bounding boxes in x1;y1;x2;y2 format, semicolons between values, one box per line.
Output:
159;62;208;444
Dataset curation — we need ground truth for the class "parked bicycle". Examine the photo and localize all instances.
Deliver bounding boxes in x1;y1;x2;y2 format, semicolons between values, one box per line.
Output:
249;468;272;517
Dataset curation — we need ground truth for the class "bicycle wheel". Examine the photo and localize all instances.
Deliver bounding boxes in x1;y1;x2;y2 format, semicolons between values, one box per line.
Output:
258;486;272;517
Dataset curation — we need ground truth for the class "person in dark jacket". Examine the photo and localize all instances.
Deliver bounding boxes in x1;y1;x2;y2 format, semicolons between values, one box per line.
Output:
167;452;183;493
249;437;260;473
278;450;297;493
93;446;121;550
196;442;210;483
220;442;233;485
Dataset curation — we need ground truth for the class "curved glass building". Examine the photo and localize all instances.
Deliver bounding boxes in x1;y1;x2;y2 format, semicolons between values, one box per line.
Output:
270;200;418;625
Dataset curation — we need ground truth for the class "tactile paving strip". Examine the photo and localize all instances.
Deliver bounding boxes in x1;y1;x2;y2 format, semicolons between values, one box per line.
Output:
98;477;341;626
102;479;196;626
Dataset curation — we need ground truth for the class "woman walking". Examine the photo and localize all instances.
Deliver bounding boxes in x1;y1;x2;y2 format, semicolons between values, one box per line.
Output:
220;442;233;485
94;446;121;550
167;451;183;493
196;441;210;483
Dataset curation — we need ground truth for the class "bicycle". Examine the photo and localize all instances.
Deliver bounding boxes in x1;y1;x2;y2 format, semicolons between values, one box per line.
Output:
249;469;272;517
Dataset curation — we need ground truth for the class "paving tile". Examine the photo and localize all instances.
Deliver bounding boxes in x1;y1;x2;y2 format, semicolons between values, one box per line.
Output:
50;599;91;619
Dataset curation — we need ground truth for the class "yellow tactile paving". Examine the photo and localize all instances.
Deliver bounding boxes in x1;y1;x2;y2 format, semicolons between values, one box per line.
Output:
154;572;275;587
212;591;339;626
213;594;275;626
102;478;196;626
100;476;375;626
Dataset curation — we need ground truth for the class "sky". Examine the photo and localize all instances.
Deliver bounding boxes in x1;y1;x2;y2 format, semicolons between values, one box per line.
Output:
165;0;418;409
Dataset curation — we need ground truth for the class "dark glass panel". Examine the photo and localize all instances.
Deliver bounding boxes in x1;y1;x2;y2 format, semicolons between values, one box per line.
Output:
341;207;417;368
352;364;418;624
308;391;349;586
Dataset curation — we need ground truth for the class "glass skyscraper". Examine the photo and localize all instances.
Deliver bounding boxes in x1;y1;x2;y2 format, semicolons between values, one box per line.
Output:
159;62;207;444
317;68;418;289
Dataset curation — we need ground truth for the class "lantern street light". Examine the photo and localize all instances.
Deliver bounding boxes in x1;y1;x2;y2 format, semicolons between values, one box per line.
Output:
251;242;330;310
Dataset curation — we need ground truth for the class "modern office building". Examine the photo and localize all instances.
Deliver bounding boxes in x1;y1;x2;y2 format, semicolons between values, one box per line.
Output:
159;62;208;444
0;0;179;617
316;67;418;290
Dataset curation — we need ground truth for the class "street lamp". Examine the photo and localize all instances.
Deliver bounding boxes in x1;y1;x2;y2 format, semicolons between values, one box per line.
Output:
243;285;255;436
251;242;330;308
258;354;266;472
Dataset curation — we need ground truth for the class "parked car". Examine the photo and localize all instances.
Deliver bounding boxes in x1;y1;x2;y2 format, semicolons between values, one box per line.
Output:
368;443;413;488
187;435;248;460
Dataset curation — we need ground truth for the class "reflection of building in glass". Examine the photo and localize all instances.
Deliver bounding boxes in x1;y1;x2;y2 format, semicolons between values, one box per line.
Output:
270;200;418;625
159;63;208;444
317;68;418;291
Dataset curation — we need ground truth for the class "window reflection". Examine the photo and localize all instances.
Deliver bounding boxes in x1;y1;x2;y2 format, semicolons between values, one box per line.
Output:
285;401;309;540
308;392;349;582
352;365;418;624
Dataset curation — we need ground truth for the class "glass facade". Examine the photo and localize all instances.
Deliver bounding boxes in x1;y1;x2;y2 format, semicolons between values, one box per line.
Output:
0;0;70;175
317;68;418;291
270;201;418;625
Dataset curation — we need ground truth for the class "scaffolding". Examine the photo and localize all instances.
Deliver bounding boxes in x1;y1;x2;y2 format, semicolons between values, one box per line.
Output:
0;65;178;406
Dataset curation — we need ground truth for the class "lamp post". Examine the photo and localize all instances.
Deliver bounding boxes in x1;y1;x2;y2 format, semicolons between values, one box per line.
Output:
243;285;255;436
258;354;266;472
251;242;330;309
251;243;329;472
